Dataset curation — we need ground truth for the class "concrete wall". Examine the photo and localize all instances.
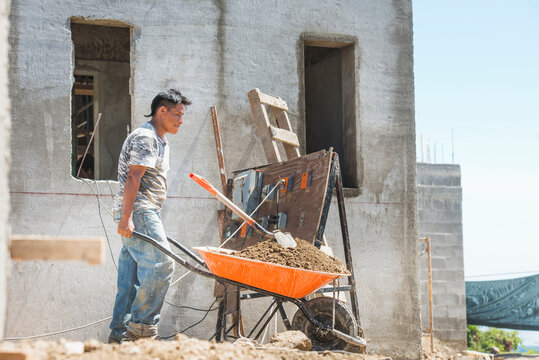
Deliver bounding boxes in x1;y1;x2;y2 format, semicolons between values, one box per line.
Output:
6;1;420;358
0;0;10;340
417;163;467;350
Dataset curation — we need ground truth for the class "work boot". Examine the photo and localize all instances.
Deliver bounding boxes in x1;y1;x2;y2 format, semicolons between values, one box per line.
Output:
124;322;159;341
108;336;121;344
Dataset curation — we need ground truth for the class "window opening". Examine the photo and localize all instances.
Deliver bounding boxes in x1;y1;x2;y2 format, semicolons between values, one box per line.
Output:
71;21;131;180
304;43;357;189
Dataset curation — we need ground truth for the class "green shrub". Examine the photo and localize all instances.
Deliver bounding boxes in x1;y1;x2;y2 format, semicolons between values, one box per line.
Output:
467;325;522;353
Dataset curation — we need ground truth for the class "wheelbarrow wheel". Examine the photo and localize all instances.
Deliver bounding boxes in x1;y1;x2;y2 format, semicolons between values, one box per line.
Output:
291;297;357;351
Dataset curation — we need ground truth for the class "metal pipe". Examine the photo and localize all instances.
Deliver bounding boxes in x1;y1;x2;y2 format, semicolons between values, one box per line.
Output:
314;150;337;248
277;303;291;330
426;236;434;353
166;236;207;268
253;300;281;341
247;299;277;338
332;280;336;329
334;154;360;325
419;236;434;353
131;231;212;278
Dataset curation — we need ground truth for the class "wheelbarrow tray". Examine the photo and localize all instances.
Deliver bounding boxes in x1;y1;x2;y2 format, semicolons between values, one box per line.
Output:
194;246;349;299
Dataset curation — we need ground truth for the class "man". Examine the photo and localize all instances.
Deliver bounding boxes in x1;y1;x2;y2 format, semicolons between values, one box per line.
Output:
109;89;191;343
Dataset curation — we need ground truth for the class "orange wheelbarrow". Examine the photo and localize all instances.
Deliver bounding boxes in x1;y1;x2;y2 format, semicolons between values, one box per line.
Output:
132;231;366;351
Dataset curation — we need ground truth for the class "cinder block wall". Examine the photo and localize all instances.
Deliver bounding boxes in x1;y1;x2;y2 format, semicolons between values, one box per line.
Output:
7;1;420;358
417;163;467;350
0;0;11;339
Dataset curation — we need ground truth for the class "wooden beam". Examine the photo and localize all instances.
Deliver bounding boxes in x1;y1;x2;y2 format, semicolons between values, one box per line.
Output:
9;235;105;265
249;88;288;111
73;88;94;96
269;125;300;147
0;349;33;360
303;39;353;48
210;106;228;195
70;17;131;29
72;100;94;118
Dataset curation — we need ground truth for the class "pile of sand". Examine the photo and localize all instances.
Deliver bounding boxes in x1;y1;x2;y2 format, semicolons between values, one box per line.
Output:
421;335;460;360
0;333;382;360
235;239;350;274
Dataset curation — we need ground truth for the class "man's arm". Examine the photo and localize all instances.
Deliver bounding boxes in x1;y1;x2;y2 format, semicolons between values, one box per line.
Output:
117;164;147;238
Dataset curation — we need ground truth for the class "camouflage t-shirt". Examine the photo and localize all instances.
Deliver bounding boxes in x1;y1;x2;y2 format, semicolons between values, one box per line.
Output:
113;122;170;212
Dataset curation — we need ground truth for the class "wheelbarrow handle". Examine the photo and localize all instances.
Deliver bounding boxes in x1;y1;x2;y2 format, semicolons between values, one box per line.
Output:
166;235;207;268
130;231;217;280
189;173;272;237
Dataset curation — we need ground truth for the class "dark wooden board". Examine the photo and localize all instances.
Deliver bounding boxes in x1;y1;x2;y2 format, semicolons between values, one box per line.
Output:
220;149;333;250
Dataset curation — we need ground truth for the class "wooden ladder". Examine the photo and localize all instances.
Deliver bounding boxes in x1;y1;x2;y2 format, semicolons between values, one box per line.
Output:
247;88;300;162
247;89;332;252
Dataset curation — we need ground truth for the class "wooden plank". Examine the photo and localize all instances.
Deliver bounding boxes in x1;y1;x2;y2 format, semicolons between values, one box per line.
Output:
74;88;94;96
210;106;228;195
9;235;105;265
0;349;32;360
250;88;288;111
269;125;300;147
72;100;94;118
273;109;301;159
247;89;281;163
304;39;352;48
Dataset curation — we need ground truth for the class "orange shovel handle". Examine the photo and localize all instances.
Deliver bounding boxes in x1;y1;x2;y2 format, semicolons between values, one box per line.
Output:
190;173;267;232
190;173;217;196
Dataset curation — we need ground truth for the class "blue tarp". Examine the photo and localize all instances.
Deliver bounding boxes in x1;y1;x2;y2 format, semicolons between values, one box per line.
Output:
466;274;539;331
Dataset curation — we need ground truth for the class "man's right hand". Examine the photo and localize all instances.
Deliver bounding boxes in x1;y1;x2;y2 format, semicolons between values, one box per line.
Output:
118;164;147;238
118;216;135;238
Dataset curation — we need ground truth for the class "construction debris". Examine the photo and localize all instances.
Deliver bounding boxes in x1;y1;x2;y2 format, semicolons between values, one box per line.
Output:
421;335;461;360
267;330;312;351
0;335;384;360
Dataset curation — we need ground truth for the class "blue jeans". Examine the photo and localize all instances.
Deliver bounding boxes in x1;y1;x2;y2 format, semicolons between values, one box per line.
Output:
109;209;174;342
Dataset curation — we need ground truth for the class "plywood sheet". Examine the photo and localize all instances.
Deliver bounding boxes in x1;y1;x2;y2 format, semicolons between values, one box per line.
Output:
221;149;332;250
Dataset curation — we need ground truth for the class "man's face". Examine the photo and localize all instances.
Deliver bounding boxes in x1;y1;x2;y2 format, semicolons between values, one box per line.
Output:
161;103;185;135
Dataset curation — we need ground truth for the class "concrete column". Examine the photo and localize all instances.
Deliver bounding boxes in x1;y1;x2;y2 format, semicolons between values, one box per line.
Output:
0;0;11;339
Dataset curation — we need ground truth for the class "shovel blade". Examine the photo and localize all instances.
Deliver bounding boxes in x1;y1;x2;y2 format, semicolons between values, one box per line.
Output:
273;231;297;248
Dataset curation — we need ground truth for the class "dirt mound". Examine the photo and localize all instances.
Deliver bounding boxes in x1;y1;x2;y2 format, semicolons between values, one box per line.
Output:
421;335;460;360
235;239;350;274
0;335;382;360
267;330;312;351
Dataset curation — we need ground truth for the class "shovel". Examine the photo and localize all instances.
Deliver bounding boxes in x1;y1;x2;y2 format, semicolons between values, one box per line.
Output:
190;173;297;248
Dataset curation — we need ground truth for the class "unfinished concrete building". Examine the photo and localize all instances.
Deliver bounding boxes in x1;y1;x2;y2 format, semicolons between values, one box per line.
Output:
417;163;467;350
5;1;420;358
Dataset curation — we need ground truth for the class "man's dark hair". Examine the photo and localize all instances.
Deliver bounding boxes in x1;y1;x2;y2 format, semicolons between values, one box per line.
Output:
145;89;192;118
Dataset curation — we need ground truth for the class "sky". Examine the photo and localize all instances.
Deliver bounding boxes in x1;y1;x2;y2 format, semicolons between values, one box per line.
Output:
412;0;539;345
